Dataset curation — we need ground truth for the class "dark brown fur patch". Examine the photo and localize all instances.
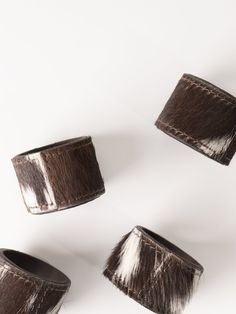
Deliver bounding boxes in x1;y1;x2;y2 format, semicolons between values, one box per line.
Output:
155;74;236;165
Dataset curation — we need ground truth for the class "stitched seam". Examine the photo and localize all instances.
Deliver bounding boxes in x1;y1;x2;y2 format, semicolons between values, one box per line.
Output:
2;267;35;286
4;270;67;291
13;142;92;165
182;76;236;107
157;119;222;158
133;229;201;273
26;187;105;209
0;263;68;291
183;75;236;103
44;141;92;156
133;231;196;273
43;285;68;291
106;230;199;300
108;232;166;299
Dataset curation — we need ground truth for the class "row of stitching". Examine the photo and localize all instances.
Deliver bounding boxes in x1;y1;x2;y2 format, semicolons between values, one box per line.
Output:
5;268;35;286
182;76;236;107
133;229;201;273
0;264;68;291
12;141;92;165
39;282;69;291
26;188;105;209
108;256;196;304
59;187;104;204
157;119;222;158
106;231;199;301
182;75;236;103
43;141;92;157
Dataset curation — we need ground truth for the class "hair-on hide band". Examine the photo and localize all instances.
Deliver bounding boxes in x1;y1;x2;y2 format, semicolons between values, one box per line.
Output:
103;226;203;314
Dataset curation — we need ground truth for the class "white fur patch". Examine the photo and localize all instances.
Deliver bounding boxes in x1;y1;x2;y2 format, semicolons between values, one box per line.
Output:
192;269;202;291
21;185;40;210
0;265;9;280
21;153;57;211
170;297;184;314
200;136;233;156
114;228;142;285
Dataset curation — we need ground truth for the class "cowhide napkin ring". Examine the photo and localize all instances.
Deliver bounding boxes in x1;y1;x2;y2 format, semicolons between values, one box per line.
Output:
155;74;236;165
0;249;70;313
103;226;203;314
12;136;105;214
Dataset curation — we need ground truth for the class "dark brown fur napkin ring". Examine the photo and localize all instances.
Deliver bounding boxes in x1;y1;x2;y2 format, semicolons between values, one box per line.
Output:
0;248;70;313
12;136;105;214
103;226;203;314
156;74;236;165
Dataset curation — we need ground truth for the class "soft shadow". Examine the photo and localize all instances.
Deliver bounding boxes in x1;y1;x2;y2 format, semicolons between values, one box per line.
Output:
206;68;236;94
93;130;192;182
153;224;236;287
93;132;141;181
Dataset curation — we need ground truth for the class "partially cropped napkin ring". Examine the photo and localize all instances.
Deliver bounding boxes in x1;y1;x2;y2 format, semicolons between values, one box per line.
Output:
156;74;236;165
0;249;70;313
103;226;203;314
12;136;105;214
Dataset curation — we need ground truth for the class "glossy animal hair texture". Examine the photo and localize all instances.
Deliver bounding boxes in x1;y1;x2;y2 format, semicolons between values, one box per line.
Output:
12;136;105;214
103;226;204;314
155;73;236;165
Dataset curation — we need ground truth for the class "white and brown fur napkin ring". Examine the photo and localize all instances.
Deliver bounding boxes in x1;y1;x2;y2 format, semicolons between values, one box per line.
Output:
103;226;204;314
12;136;105;214
155;74;236;165
0;248;70;314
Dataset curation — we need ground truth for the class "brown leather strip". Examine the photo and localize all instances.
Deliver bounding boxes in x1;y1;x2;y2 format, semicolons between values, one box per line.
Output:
12;136;105;214
103;226;203;314
155;74;236;165
0;249;70;313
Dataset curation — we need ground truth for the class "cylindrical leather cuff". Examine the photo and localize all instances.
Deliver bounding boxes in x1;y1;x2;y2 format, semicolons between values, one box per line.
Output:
155;74;236;165
103;226;203;314
0;249;70;314
12;136;105;214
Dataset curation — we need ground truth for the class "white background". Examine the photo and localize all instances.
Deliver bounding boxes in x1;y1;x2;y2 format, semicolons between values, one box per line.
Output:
0;1;236;313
